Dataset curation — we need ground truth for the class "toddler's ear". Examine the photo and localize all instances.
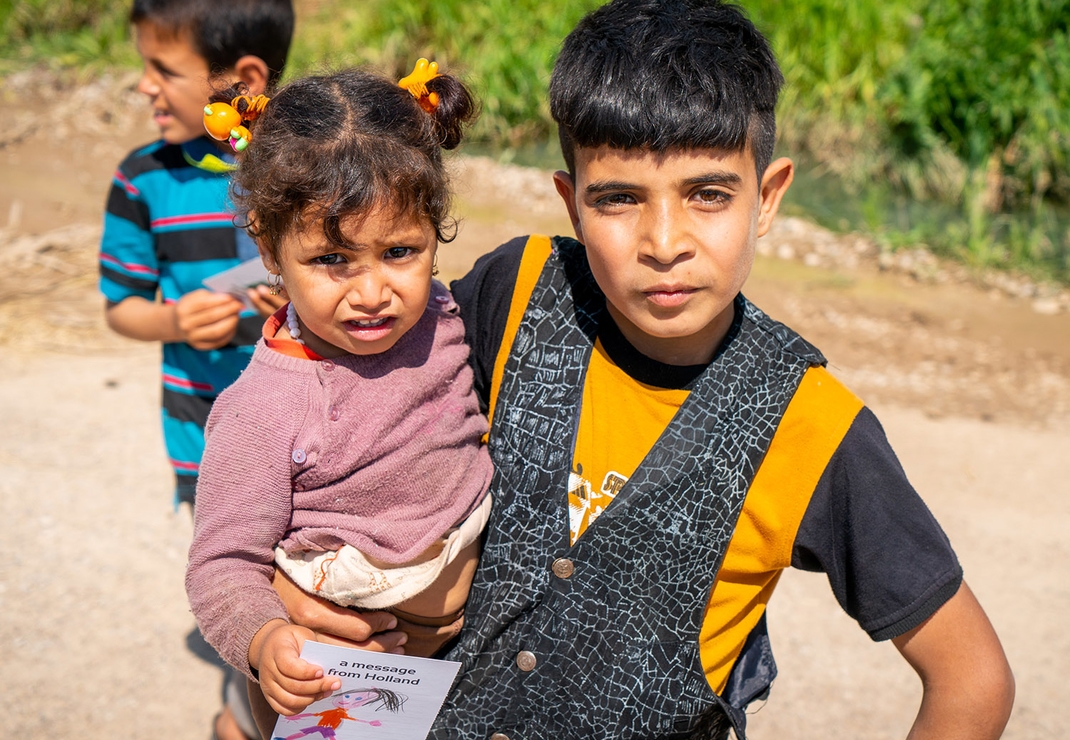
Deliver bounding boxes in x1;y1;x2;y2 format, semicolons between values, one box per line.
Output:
251;221;279;274
232;55;270;97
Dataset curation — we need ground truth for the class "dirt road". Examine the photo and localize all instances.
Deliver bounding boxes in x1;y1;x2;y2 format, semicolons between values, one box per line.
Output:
1;72;1068;739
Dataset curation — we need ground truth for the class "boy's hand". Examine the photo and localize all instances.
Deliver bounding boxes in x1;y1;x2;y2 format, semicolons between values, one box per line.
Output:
247;285;289;317
251;620;341;716
247;284;289;317
174;289;243;350
272;569;409;653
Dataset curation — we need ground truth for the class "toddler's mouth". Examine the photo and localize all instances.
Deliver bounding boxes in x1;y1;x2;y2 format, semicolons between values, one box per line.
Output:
349;317;389;328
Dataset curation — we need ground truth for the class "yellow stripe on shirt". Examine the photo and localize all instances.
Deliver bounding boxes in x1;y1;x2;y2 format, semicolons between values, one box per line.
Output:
699;365;863;692
487;235;554;428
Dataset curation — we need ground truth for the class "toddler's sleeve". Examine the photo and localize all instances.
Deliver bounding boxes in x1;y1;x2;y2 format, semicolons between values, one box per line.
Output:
185;372;296;678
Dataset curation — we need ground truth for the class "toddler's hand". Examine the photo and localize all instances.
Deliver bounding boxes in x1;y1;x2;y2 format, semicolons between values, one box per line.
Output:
254;621;341;716
174;289;243;350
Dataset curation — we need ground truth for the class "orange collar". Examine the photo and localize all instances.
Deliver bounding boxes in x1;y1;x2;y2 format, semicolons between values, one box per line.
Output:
263;305;326;360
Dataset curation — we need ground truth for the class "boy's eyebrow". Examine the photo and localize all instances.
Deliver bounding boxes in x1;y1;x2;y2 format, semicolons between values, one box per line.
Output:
584;171;744;194
149;57;179;77
682;171;744;187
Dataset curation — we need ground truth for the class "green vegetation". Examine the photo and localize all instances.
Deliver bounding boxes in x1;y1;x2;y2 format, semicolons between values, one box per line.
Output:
2;0;1068;282
0;0;136;73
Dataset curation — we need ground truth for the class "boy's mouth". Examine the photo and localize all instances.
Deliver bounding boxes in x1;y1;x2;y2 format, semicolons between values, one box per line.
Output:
644;286;697;308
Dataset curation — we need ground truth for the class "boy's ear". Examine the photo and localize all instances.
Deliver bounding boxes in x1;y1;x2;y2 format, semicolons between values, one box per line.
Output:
756;157;794;237
231;55;270;97
552;170;584;242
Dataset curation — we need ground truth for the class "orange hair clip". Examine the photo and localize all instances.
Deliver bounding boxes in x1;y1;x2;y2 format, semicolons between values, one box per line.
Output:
203;94;270;152
399;58;441;114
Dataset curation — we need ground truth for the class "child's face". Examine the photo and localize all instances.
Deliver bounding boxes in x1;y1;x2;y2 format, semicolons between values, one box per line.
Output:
554;145;792;366
134;21;217;144
264;208;438;358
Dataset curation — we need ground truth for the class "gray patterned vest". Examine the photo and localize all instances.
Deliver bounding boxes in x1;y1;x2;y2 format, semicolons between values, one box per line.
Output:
432;237;824;740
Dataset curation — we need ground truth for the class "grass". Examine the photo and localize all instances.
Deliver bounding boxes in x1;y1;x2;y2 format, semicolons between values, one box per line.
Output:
1;0;1067;283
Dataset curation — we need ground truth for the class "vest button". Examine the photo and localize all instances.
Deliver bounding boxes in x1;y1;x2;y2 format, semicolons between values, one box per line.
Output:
551;557;574;579
490;734;510;740
515;650;537;672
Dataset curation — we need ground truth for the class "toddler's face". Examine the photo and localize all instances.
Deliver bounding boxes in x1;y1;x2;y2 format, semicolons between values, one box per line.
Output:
265;208;438;358
134;21;217;145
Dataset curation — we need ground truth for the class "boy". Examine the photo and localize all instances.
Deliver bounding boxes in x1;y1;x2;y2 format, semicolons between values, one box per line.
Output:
98;1;294;738
275;1;1015;738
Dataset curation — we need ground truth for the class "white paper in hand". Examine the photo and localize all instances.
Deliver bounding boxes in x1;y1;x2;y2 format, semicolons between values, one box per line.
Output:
202;257;271;309
270;641;460;740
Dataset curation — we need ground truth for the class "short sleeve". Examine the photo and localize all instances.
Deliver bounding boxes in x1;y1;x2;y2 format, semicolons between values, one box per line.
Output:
450;236;527;412
792;407;963;641
99;162;158;303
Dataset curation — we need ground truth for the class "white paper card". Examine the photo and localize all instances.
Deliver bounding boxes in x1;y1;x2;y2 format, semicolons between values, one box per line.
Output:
270;641;460;740
202;257;271;309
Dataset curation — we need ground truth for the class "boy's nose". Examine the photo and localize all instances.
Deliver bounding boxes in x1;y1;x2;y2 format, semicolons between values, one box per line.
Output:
640;202;695;265
136;69;160;98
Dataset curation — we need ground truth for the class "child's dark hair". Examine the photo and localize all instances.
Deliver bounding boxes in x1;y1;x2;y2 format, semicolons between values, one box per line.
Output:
231;68;477;261
549;0;782;179
130;0;294;84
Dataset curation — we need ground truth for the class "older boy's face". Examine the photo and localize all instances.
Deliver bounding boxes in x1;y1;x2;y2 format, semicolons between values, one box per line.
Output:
554;146;793;366
134;22;217;144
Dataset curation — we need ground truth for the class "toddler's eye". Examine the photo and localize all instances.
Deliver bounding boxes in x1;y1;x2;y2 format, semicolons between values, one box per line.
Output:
385;246;414;260
314;253;344;265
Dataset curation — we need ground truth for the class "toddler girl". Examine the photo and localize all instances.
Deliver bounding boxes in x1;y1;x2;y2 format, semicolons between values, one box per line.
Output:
184;64;491;726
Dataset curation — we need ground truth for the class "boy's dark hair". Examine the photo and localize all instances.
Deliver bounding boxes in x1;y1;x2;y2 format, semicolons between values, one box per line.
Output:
550;0;782;179
130;0;295;84
232;68;477;260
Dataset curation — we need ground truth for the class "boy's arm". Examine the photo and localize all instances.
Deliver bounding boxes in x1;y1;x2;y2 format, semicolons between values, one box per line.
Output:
105;290;244;349
893;581;1014;739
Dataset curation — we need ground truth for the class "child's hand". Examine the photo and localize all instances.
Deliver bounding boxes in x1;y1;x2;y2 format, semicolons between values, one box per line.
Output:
252;620;341;716
174;289;243;350
246;284;289;317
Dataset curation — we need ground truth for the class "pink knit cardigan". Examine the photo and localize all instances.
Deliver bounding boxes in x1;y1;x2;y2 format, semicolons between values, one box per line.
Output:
186;283;493;676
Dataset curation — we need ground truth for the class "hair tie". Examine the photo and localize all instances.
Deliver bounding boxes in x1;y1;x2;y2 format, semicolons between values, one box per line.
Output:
203;94;270;152
399;58;441;114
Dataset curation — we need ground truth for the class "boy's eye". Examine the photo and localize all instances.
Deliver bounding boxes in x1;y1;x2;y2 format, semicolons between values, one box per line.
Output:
595;193;636;208
693;188;729;205
313;253;344;265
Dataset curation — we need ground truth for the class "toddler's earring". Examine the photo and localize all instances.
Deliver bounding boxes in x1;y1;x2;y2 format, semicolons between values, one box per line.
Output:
268;273;282;296
431;255;439;277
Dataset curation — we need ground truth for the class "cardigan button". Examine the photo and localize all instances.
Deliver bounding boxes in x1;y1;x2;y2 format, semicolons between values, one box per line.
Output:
489;734;510;740
328;405;341;422
551;558;574;579
516;650;537;672
320;359;335;371
292;448;307;464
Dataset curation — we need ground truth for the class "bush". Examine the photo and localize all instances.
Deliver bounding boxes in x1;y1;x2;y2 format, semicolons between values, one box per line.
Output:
879;0;1070;209
0;0;134;71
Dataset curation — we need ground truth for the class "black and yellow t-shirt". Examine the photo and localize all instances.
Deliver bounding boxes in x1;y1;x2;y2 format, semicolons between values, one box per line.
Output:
454;235;962;694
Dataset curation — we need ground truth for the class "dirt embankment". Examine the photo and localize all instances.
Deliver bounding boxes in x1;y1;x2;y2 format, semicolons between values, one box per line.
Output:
1;71;1068;739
